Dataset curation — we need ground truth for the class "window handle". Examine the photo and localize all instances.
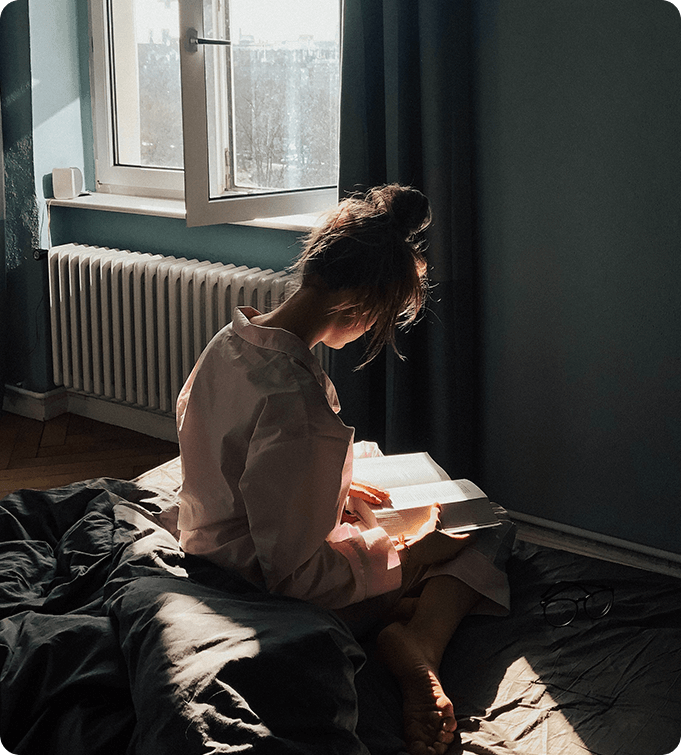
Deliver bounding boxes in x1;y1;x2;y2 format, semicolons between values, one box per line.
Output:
186;28;231;52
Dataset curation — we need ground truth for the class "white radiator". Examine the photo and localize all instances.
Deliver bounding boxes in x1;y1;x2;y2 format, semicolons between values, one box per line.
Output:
47;243;300;416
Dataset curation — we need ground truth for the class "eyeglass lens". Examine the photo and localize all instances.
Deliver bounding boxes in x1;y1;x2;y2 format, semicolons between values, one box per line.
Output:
544;599;578;627
543;587;613;626
584;589;613;618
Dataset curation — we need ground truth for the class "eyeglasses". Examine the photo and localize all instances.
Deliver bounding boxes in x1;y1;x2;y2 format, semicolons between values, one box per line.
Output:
540;582;614;627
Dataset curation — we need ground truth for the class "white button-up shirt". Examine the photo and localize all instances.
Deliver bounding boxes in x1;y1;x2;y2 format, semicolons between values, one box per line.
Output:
177;307;402;609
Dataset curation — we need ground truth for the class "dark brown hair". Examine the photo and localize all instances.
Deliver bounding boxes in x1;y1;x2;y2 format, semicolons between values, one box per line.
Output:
291;184;432;366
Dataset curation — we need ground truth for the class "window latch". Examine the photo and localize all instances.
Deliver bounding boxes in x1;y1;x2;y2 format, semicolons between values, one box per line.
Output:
186;28;231;53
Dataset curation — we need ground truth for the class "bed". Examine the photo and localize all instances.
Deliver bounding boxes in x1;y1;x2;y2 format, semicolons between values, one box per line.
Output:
1;458;680;755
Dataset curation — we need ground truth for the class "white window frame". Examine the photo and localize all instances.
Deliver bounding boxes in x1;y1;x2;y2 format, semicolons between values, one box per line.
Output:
88;0;340;225
89;0;185;199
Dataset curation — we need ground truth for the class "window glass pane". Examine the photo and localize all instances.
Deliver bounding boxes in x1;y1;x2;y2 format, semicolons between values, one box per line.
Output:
111;0;184;170
203;0;340;198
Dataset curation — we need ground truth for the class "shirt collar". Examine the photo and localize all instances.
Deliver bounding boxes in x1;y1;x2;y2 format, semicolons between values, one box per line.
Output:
232;307;341;412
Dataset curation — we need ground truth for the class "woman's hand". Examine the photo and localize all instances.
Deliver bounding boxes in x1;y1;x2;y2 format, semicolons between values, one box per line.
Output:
341;481;390;524
349;481;390;507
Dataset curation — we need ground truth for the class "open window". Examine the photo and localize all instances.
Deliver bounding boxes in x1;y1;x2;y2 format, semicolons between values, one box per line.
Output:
89;0;341;225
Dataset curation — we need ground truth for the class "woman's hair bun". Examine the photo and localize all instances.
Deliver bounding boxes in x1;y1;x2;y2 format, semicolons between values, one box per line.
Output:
370;184;432;238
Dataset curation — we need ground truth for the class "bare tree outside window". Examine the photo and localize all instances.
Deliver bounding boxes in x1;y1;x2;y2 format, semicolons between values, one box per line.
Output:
137;31;183;169
233;43;339;191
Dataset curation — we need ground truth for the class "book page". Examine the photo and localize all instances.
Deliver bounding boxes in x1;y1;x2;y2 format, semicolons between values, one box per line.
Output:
386;479;487;510
352;452;450;489
375;499;499;538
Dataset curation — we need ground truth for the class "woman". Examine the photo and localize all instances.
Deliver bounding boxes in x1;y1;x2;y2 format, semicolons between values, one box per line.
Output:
177;184;514;755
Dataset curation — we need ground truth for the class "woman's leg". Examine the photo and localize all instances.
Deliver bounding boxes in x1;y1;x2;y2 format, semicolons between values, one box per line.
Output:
377;575;481;755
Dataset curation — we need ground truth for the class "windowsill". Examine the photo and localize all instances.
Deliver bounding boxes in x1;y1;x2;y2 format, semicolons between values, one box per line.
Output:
48;192;321;232
49;192;186;219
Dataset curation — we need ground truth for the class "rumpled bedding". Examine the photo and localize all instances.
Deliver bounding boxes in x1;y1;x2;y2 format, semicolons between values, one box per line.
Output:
0;479;366;755
1;470;681;755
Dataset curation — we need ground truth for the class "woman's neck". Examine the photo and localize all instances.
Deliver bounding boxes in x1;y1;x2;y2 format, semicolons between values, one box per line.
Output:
249;286;346;349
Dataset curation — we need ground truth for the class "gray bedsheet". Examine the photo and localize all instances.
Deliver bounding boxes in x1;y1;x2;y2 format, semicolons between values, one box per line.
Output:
1;467;680;755
356;543;681;755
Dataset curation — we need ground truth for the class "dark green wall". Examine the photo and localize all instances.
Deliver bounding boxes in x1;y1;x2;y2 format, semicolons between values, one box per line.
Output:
475;0;681;553
0;0;48;391
0;11;5;401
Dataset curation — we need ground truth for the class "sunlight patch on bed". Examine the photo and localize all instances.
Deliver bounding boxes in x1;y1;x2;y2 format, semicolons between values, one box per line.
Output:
156;592;262;664
459;656;586;755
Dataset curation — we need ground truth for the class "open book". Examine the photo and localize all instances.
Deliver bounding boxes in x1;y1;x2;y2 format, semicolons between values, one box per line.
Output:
349;452;500;539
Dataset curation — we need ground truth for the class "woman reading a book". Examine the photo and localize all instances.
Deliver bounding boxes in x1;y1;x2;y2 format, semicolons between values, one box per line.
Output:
177;184;515;755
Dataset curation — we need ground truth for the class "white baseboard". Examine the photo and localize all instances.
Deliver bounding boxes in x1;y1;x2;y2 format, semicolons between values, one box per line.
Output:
509;509;681;579
2;385;177;443
2;385;69;420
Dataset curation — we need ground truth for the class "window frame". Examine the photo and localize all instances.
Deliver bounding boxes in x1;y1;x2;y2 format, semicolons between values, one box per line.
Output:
88;0;341;225
89;0;185;199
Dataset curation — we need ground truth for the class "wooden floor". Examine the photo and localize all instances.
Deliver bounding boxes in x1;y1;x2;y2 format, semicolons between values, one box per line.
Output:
0;411;179;500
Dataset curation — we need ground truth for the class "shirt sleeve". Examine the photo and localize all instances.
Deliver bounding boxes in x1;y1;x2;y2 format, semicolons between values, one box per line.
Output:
240;424;402;609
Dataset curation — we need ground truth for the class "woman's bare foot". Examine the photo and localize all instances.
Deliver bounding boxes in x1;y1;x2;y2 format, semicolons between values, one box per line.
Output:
377;621;457;755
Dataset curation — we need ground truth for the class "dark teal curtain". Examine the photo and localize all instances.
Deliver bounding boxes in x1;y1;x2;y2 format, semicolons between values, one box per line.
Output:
330;0;479;478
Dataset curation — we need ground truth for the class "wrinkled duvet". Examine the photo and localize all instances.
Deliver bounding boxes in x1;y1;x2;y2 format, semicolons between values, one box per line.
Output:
1;470;680;755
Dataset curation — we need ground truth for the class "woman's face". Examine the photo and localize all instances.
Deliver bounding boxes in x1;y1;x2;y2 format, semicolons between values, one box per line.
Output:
321;310;377;350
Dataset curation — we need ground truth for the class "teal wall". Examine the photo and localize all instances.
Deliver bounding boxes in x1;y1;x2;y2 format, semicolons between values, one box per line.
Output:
1;0;47;390
0;6;6;402
0;0;303;394
30;0;92;222
49;207;303;270
475;0;681;553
